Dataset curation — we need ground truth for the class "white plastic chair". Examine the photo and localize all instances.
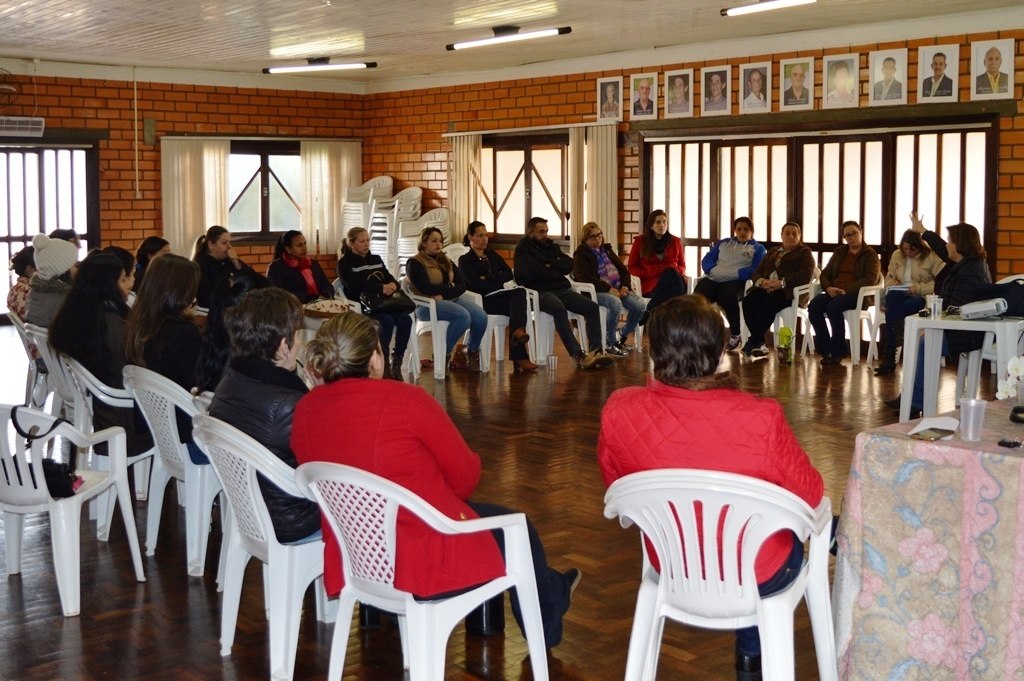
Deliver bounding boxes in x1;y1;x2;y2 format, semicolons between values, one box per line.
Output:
192;415;333;681
0;404;146;616
295;462;550;681
569;278;609;353
62;356;156;534
603;469;837;681
843;274;884;366
24;324;78;423
772;278;819;357
8;310;47;407
402;278;454;380
122;365;222;577
954;275;1024;404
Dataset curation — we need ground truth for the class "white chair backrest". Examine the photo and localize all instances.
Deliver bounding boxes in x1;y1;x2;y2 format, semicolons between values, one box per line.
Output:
122;365;197;476
192;414;301;563
0;405;93;508
63;356;134;411
297;462;461;594
8;310;33;357
997;274;1024;284
603;469;818;620
24;325;79;408
443;243;469;261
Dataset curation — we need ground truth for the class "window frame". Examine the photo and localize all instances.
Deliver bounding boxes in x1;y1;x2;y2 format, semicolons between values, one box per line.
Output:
227;139;301;244
640;114;1000;273
479;132;570;246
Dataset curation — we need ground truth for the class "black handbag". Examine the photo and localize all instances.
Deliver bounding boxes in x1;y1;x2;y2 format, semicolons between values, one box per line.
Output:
359;271;415;314
11;405;79;498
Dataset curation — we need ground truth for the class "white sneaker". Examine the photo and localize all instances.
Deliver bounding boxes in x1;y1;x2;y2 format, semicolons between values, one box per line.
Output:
726;335;742;351
750;345;770;358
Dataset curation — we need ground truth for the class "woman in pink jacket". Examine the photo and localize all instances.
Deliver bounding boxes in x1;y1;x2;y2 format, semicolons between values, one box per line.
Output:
627;209;687;322
598;294;823;681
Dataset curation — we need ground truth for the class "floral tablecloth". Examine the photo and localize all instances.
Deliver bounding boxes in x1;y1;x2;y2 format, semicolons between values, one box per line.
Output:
834;400;1024;679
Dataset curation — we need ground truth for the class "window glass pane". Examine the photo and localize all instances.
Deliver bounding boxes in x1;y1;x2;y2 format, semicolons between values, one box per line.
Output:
732;146;749;240
668;145;683;237
964;132;987;227
751;146;768;236
940;133;963;228
479;149;494;225
270;155;302;206
531;148;563;231
916;135;938;237
894;135;916;232
718;149;731;241
269;179;300;232
42;150;56;232
771;146;788;240
0;155;7;237
651;145;666;211
228;154;260;205
9;153;25;239
684;144;700;239
56;149;74;230
73;150;87;231
229;181;260;231
701;143;711;237
842;142;862;227
822;143;840;244
802;144;820;244
863;141;883;244
494;150;525;235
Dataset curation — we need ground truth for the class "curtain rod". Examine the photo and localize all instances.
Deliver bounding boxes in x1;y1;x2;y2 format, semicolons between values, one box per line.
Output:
443;121;614;138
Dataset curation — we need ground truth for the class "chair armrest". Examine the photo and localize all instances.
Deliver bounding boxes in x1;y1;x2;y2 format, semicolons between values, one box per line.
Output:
569;280;598;301
460;290;484;306
856;282;885;307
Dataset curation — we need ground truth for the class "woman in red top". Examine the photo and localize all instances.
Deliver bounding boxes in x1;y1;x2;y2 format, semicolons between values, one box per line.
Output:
627;209;687;320
598;295;823;680
291;312;580;648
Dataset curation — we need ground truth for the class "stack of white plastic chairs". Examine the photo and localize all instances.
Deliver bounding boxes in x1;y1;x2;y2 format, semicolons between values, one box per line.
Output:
396;207;450;277
341;176;393;244
367;187;423;275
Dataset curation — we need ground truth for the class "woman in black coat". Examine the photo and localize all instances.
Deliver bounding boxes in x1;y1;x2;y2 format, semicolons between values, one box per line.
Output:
192;225;252;308
457;221;537;373
266;230;333;303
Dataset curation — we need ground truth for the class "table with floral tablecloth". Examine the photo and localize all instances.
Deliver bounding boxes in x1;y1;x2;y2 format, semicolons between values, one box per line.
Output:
834;399;1024;679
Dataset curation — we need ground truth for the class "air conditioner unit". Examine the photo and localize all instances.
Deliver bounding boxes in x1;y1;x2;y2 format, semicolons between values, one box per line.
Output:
0;116;45;137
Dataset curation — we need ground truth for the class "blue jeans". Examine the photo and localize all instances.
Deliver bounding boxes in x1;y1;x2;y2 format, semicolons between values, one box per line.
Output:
808;292;858;359
416;296;487;354
596;291;646;345
735;534;805;656
883;289;925;353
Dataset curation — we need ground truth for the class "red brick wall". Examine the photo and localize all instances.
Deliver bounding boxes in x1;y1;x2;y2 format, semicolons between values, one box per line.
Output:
6;28;1022;276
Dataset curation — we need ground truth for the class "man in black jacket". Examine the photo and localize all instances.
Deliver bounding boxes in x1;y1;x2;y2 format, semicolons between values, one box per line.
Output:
513;217;612;370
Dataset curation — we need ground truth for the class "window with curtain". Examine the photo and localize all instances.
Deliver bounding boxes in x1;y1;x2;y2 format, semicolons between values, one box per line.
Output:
645;120;994;274
478;134;569;239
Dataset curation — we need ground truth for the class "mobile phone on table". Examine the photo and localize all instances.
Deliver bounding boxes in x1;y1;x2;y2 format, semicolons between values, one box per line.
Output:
910;428;955;441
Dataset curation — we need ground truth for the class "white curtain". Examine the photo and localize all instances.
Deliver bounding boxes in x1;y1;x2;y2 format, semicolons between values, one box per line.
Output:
585;124;619;248
568;128;586;253
301;140;362;257
448;134;480;246
160;138;229;257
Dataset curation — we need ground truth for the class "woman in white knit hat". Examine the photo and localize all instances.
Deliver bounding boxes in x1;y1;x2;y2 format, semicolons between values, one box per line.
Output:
24;232;79;328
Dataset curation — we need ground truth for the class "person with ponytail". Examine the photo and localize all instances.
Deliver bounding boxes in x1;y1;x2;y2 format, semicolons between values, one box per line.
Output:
192;225;252;309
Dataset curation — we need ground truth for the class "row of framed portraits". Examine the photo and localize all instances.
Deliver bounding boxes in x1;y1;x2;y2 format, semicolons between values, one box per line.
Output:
598;39;1016;121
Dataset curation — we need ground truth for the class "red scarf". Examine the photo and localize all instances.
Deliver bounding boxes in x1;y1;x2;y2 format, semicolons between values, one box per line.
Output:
283;253;318;296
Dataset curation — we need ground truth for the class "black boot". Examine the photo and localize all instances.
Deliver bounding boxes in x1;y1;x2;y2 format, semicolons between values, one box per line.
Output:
389;352;405;380
874;340;897;376
735;652;762;681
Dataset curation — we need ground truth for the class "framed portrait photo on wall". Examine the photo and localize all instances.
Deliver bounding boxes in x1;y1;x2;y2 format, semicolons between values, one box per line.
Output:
664;69;693;119
597;76;623;121
869;48;908;106
823;54;858;109
630;73;658;120
739;62;771;114
971;39;1014;101
917;45;958;103
701;65;731;117
779;57;814;112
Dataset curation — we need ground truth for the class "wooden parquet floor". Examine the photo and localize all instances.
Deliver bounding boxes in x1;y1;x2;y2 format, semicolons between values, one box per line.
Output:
0;327;992;681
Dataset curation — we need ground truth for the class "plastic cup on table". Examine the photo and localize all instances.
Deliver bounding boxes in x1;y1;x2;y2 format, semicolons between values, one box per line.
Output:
959;399;987;442
547;355;558;372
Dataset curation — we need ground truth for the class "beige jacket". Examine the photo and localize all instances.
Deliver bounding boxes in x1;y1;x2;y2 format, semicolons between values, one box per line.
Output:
885;250;945;295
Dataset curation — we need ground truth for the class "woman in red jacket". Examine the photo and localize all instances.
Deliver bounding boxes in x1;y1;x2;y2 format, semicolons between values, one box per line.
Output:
627;209;687;321
291;312;581;649
598;295;823;681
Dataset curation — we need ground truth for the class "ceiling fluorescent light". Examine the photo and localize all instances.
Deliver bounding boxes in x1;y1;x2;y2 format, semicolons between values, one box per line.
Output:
263;58;377;74
721;0;815;17
446;25;571;51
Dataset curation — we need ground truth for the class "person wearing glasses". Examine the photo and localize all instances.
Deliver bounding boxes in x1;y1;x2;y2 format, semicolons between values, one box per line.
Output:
573;221;646;355
874;227;945;376
694;216;766;352
808;220;881;365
